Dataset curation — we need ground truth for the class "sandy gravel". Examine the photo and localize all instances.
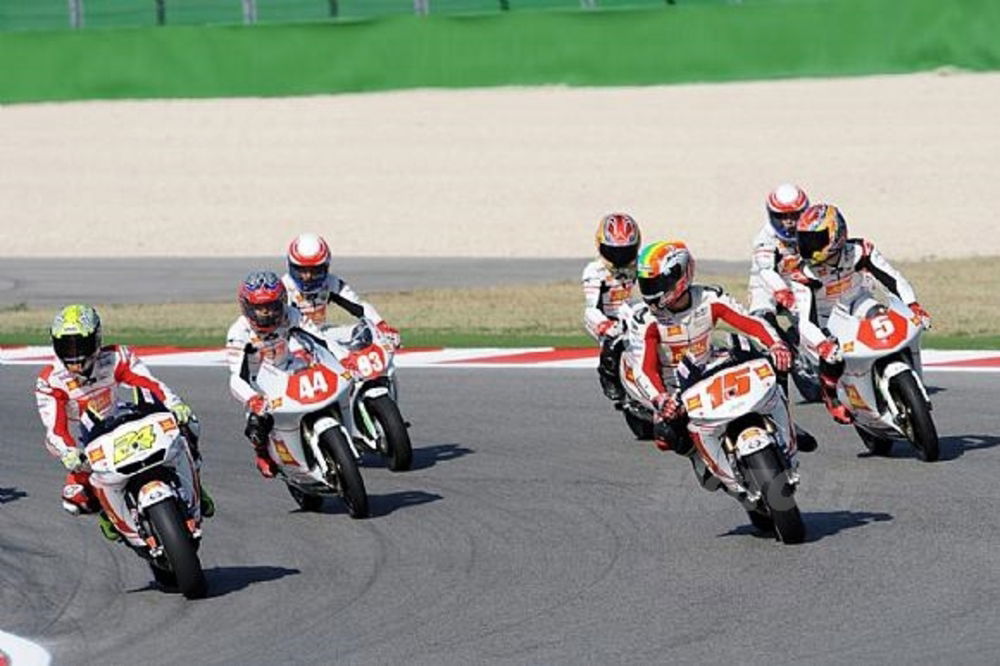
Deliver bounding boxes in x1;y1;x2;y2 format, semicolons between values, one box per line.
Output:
2;71;999;261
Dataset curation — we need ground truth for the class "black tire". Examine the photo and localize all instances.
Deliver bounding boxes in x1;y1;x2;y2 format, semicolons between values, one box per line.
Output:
149;562;178;590
855;425;893;456
741;445;805;544
624;409;654;440
889;372;939;462
367;396;413;472
287;484;324;512
146;500;207;599
320;428;369;519
746;510;775;534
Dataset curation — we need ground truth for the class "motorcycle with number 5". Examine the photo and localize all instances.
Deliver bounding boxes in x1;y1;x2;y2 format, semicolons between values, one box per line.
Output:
84;402;208;598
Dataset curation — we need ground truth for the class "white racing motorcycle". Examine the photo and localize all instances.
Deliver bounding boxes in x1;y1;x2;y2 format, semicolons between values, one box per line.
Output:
84;402;208;598
678;342;805;544
824;290;938;461
335;322;413;471
254;329;369;516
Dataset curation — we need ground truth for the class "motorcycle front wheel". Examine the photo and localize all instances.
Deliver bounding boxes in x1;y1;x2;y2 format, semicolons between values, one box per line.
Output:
741;445;805;545
889;372;939;462
367;395;413;472
147;500;207;599
320;428;369;519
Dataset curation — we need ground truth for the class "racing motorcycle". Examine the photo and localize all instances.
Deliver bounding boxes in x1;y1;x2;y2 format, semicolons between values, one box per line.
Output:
84;402;208;598
336;322;413;471
253;329;369;516
823;290;938;461
677;341;805;544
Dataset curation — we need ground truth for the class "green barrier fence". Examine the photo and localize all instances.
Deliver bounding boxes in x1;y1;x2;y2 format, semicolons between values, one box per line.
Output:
1;0;998;104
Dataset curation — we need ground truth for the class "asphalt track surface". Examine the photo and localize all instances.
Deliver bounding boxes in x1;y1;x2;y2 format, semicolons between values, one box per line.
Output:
3;365;1000;665
0;257;745;306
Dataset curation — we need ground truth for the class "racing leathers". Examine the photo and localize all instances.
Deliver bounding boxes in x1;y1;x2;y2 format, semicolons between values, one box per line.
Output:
748;223;799;318
779;238;923;423
582;260;637;402
621;285;797;494
226;307;326;477
35;345;192;514
282;273;398;348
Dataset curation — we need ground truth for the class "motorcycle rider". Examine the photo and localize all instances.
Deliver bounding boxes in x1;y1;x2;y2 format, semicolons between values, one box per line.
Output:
282;232;400;349
226;270;328;478
782;203;931;425
34;304;211;541
582;213;642;403
748;183;810;326
623;241;803;495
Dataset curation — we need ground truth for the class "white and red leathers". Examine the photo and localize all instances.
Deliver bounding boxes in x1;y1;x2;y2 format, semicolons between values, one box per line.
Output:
35;345;185;511
622;285;783;402
582;260;636;340
226;306;326;405
780;238;918;364
747;223;799;315
282;273;385;329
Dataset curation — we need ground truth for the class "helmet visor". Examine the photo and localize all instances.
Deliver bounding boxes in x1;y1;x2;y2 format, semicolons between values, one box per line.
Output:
53;333;98;365
797;230;830;262
289;262;328;292
600;243;638;269
245;300;285;331
769;211;800;241
638;264;684;303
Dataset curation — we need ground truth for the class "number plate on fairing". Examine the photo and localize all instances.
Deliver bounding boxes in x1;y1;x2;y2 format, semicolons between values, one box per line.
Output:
734;427;771;457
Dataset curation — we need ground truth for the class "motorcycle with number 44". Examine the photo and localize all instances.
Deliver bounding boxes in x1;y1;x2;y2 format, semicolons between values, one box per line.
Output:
253;329;370;516
678;340;806;544
820;289;939;461
85;402;208;598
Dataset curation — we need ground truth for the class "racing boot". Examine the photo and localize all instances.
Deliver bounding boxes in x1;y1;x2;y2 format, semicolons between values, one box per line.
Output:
598;370;625;403
199;484;216;518
820;378;853;425
254;447;279;479
794;425;819;453
598;340;626;403
61;470;99;515
96;512;121;542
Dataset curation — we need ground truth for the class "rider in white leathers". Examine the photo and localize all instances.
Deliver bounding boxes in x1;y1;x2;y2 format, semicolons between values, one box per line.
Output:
622;241;797;496
226;271;327;478
781;204;932;425
583;213;642;402
282;233;400;348
747;184;811;321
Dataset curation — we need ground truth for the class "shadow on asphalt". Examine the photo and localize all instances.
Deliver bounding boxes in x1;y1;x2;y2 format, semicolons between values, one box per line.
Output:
720;510;893;543
360;443;474;471
129;565;301;597
855;434;1000;462
0;487;28;504
294;490;443;518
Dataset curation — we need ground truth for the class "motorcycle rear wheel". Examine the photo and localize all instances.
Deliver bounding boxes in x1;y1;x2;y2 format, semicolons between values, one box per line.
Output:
320;429;369;519
742;446;805;545
890;372;939;462
147;500;207;599
367;395;413;472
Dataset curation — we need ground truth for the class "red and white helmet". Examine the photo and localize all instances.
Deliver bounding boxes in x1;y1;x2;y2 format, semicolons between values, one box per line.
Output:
287;233;331;293
595;213;642;269
766;183;810;243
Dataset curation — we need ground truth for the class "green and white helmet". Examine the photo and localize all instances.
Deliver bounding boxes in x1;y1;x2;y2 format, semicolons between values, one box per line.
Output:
51;304;103;376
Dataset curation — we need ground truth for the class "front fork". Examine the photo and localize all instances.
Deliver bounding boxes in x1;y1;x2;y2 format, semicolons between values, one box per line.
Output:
876;361;930;430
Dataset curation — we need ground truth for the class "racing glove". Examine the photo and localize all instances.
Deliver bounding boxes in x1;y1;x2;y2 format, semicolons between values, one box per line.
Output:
774;289;796;311
909;302;932;330
376;321;401;349
60;448;88;472
246;394;269;416
653;392;683;421
170;401;193;425
595;319;623;339
768;343;793;372
816;339;843;365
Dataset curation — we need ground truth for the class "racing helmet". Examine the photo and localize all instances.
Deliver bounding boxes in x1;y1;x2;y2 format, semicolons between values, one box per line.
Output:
796;204;847;265
239;271;287;334
636;241;695;311
595;213;641;270
766;183;810;243
287;233;331;293
51;304;103;377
